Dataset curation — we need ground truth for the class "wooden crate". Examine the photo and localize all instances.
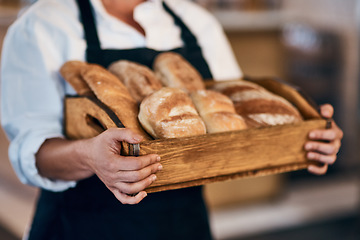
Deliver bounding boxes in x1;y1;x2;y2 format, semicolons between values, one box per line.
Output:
65;78;327;193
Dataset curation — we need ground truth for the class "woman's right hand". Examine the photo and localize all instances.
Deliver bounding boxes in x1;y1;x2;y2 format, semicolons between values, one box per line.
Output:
83;128;162;204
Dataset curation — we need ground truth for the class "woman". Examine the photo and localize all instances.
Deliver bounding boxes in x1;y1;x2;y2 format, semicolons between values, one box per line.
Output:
0;0;343;239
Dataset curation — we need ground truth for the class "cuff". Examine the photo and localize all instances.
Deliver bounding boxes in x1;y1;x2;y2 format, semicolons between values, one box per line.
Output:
9;129;77;192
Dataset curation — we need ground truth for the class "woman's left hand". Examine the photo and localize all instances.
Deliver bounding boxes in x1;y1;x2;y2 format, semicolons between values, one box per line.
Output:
305;104;343;175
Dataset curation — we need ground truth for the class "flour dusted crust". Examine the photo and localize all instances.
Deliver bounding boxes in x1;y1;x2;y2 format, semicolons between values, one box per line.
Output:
81;63;150;139
190;90;247;133
138;87;206;139
108;60;163;103
60;61;94;96
211;80;302;127
153;52;205;93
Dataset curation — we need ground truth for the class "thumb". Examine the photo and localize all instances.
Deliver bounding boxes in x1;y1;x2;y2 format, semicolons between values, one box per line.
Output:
320;104;334;119
106;128;144;144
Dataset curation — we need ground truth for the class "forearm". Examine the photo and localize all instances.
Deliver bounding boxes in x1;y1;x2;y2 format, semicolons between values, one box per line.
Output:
35;129;161;204
36;138;93;181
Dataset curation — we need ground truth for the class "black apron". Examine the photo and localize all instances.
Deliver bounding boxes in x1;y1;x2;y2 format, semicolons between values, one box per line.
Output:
28;1;213;239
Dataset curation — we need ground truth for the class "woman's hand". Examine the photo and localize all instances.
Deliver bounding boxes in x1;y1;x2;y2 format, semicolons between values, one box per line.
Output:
305;104;343;175
83;128;162;204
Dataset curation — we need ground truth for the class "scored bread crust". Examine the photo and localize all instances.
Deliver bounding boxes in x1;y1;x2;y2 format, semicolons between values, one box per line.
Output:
153;52;205;93
138;87;206;139
108;60;163;103
60;61;94;96
81;63;150;139
190;90;247;133
211;80;302;127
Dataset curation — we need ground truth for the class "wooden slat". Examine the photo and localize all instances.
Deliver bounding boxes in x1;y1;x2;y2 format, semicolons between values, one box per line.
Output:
127;119;326;192
146;162;312;193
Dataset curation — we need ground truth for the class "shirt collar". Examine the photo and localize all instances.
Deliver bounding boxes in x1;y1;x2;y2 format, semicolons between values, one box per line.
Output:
89;0;163;23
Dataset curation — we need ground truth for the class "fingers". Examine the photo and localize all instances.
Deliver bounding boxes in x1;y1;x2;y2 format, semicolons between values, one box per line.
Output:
115;154;161;171
307;164;328;175
113;174;157;195
306;119;342;166
305;141;340;157
305;135;341;168
107;154;161;204
106;160;161;204
305;105;343;175
118;162;163;182
308;124;343;142
306;151;337;165
90;128;162;205
112;189;148;205
106;154;161;188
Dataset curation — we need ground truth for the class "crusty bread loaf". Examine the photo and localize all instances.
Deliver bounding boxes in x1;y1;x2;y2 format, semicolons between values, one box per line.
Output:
190;90;247;133
60;61;94;96
211;80;302;128
138;87;206;139
153;52;205;93
81;63;150;139
108;60;163;103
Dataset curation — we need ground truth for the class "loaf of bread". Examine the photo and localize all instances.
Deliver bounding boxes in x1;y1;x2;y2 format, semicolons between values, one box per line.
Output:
211;80;302;128
138;87;206;139
153;52;205;93
60;61;94;96
81;63;150;139
190;90;247;133
108;60;163;103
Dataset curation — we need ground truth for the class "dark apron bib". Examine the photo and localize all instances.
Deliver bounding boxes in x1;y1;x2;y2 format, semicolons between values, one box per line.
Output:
28;0;213;239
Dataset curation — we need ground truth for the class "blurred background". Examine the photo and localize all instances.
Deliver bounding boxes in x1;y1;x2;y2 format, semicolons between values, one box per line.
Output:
0;0;359;239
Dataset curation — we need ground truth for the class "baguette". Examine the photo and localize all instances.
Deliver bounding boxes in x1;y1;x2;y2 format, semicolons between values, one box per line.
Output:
108;60;163;103
60;61;94;96
81;64;150;139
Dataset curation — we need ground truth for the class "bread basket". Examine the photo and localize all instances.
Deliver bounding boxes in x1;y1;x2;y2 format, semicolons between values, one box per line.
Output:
65;77;327;193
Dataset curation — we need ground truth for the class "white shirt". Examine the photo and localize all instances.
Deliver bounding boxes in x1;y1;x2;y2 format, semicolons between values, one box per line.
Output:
0;0;242;191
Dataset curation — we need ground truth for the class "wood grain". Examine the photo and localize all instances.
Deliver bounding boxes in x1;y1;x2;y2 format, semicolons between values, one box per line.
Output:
123;119;326;192
65;96;118;139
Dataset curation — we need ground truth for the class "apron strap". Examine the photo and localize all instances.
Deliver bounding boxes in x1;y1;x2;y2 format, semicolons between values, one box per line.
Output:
162;2;200;51
76;0;101;50
162;1;213;79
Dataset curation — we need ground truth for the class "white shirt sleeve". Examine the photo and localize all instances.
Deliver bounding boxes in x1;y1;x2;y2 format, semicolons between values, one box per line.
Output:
1;12;76;191
0;0;243;192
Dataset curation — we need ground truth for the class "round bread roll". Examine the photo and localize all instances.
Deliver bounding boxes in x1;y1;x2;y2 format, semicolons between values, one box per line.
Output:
138;87;206;139
211;80;302;128
190;90;247;133
108;60;163;103
153;52;205;93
